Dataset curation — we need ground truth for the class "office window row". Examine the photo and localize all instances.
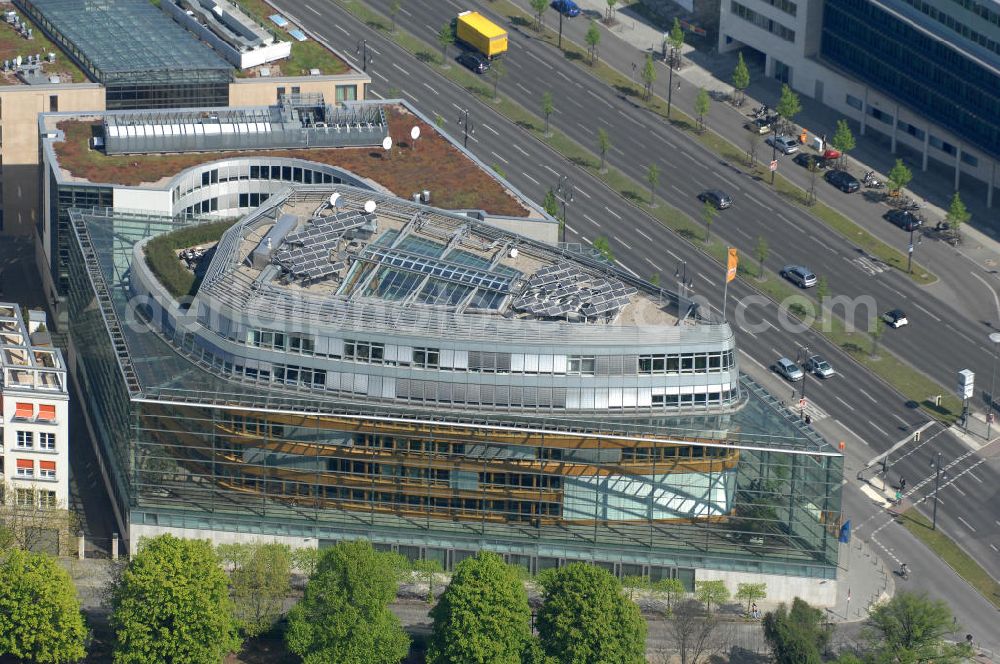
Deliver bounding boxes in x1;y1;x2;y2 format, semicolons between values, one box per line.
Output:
15;430;57;450
14;458;57;479
639;350;735;375
176;163;341;200
13;488;57;507
762;0;797;17
730;1;795;41
902;0;1000;57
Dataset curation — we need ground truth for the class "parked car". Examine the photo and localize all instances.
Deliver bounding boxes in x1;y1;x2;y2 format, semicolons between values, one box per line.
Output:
803;354;835;378
744;117;772;134
779;265;817;288
883;309;909;328
766;135;799;154
824;169;861;193
550;0;581;16
697;189;733;209
774;357;804;382
457;50;490;74
884;209;923;232
822;147;841;161
792;153;830;170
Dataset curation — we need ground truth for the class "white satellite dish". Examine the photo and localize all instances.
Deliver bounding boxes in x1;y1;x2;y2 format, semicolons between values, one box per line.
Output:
382;136;393;151
410;126;420;141
328;192;342;208
14;55;21;67
364;200;377;214
509;247;519;259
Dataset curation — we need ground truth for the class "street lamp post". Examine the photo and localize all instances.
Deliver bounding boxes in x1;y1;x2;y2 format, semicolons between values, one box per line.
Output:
770;124;779;186
987;332;1000;439
906;225;922;273
674;261;692;297
355;40;373;72
555;175;574;244
667;64;680;120
798;346;809;421
456;109;474;148
931;451;943;530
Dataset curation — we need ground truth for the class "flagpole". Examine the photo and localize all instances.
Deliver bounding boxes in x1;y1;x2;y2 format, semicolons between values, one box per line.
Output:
722;277;729;320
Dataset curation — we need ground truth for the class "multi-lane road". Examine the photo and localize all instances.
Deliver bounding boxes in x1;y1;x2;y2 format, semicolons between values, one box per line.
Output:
272;0;1000;583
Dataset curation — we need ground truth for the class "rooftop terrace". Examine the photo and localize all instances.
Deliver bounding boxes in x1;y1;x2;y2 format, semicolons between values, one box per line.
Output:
0;6;85;85
0;303;67;395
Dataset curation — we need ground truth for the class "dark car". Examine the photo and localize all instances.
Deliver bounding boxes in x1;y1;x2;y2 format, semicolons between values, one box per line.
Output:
551;0;581;16
883;309;909;328
697;189;733;209
744;117;772;134
884;209;923;232
793;153;830;170
457;51;490;74
824;169;861;193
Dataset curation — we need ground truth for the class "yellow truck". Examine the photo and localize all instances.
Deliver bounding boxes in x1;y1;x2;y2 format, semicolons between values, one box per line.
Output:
456;11;508;58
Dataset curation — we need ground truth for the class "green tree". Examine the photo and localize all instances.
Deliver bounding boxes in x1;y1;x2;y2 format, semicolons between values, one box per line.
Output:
413;558;444;603
775;83;802;134
621;575;649;601
731;52;750;105
806;156;821;204
597;127;611;172
701;200;716;242
286;540;409;664
946;191;970;236
541;91;554;135
653;577;686;614
762;598;830;664
218;542;292;638
865;592;970;663
694;87;710;131
543;188;559;218
292;547;321;577
735;582;767;614
815;276;829;321
536;563;646;664
694;580;729;613
592;237;614;262
585;21;601;65
0;549;87;663
754;235;769;278
110;534;239;664
437;22;455;64
641;53;657;100
646;162;661;206
427;551;531;664
530;0;547;30
389;0;401;32
491;58;506;100
830;119;855;167
605;0;617;22
887;158;913;196
668;17;685;66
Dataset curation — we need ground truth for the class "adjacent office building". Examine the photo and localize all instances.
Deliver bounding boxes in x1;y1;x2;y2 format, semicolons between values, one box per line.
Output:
48;100;844;604
719;0;1000;204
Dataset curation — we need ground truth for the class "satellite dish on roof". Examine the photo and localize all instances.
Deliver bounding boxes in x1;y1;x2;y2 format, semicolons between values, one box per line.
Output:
410;126;420;141
509;247;519;259
382;136;393;151
14;55;21;67
364;200;377;214
328;192;342;208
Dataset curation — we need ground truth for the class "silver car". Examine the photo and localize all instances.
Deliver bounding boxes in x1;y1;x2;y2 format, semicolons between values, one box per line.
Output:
767;135;800;155
774;357;804;382
804;354;835;378
780;265;817;288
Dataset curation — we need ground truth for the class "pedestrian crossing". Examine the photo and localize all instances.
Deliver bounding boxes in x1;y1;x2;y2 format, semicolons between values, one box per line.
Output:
794;398;829;423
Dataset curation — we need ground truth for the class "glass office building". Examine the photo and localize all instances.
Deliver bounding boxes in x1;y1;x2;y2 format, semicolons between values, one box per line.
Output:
822;0;1000;161
65;184;842;583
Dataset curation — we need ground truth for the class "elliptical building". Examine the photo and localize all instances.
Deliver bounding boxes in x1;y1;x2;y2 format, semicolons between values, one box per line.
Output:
49;100;843;603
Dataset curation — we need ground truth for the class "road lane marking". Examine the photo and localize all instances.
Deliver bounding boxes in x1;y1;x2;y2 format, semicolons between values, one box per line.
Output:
567;96;583;108
611;146;625;156
372;70;388;82
699;273;717;286
335;24;350;36
951;484;967;496
368;45;381;55
575;121;594;135
451;102;464;112
858;388;877;403
402;89;419;102
564;223;577;234
835;418;871;447
399;6;412;16
305;4;321;15
424;24;435;33
586;88;614;108
618;110;645;128
422;82;439;95
679;150;698;163
516;82;533;95
970;270;1000;323
522;172;540;185
636;228;653;242
892;413;909;426
968;471;983;483
557;70;571;82
835;396;851;409
670;185;685;196
490;151;509;164
605;206;622;220
650;130;676;148
663;247;681;262
739;327;758;339
769;347;782;357
513;144;529;157
392;62;410;76
868;420;890;437
482;123;499;136
644;257;662;271
734;226;751;240
576;188;591;199
582;213;600;227
615;260;639;277
524;49;554;70
957;516;976;532
369;90;384;99
992;543;999;552
912;302;941;322
613;235;632;250
543;164;559;176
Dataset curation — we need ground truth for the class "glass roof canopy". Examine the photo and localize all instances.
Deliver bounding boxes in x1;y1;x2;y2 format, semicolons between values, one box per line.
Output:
16;0;232;84
69;205;836;457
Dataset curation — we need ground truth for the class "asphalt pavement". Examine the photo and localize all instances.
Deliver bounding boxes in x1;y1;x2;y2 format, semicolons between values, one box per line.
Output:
271;0;1000;594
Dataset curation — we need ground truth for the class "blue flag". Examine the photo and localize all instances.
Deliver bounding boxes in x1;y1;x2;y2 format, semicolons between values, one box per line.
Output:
839;520;852;543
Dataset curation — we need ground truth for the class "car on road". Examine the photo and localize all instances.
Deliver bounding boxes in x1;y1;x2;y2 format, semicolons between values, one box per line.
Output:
744;117;772;134
550;0;581;16
803;354;835;378
697;189;733;209
457;50;490;74
774;357;804;382
883;309;909;328
792;153;830;170
884;209;923;232
824;169;861;193
779;265;817;288
766;135;799;154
